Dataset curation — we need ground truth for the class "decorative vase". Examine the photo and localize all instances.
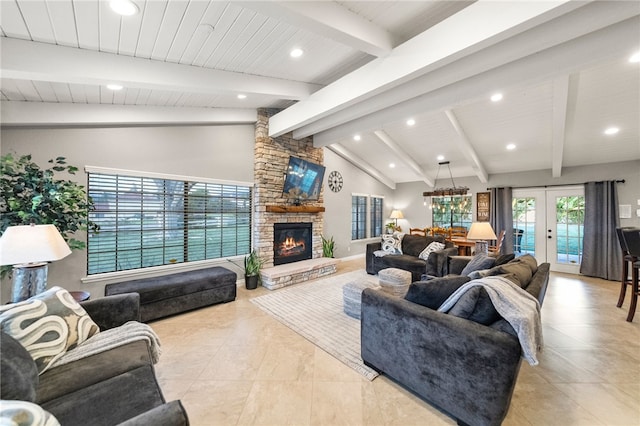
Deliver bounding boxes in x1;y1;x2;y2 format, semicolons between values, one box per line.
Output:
245;274;259;290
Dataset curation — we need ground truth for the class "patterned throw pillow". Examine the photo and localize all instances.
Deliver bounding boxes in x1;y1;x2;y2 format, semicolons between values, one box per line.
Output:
418;241;445;260
0;287;100;374
381;234;403;254
0;400;61;426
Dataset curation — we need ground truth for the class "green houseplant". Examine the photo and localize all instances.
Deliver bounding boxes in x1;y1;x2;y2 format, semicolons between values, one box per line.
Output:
0;154;97;278
243;250;264;290
321;235;335;258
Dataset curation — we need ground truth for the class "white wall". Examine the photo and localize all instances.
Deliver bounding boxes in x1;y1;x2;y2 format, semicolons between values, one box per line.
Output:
1;125;255;301
322;149;396;259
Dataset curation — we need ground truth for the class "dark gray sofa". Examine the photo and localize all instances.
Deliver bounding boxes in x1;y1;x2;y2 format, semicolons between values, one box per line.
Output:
0;293;189;426
366;234;458;281
361;256;550;426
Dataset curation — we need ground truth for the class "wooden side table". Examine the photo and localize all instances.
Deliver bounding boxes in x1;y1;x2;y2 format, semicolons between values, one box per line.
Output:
69;291;90;302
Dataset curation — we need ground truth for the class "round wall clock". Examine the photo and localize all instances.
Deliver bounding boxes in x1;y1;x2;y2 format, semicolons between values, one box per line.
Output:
328;170;343;192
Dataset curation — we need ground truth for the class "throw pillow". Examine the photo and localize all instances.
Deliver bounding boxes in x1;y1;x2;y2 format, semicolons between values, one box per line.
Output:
491;253;516;266
460;254;496;276
381;234;403;254
0;331;38;402
0;287;100;374
418;241;445;260
0;400;61;426
447;286;502;325
516;254;538;274
487;261;532;287
405;276;471;310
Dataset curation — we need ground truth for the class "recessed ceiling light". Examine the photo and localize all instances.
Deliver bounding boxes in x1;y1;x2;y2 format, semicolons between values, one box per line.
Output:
237;94;247;100
353;134;361;141
406;118;416;126
604;127;620;135
389;163;396;168
106;84;123;91
109;0;139;16
437;155;445;161
506;143;516;150
491;93;503;102
290;48;304;58
629;51;640;63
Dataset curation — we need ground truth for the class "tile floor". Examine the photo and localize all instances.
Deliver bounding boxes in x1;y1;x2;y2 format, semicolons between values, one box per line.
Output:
153;258;640;426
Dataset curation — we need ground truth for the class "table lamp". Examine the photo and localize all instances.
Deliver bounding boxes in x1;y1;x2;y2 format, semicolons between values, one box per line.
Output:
390;210;404;228
0;224;72;302
466;222;497;256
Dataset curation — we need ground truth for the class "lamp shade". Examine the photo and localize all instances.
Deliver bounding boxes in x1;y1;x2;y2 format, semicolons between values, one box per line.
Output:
0;224;72;266
466;222;497;241
390;210;404;220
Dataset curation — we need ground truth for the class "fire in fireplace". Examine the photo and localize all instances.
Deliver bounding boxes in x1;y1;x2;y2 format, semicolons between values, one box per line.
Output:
274;222;312;265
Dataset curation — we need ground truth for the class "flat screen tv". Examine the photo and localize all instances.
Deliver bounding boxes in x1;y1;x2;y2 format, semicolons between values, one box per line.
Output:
282;156;325;203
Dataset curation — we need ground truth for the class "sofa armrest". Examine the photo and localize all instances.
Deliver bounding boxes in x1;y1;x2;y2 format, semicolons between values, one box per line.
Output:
365;242;382;275
117;401;189;426
81;293;141;330
448;255;473;275
361;288;522;426
425;246;459;277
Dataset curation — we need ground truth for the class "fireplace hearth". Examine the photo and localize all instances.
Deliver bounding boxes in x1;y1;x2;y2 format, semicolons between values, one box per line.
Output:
274;222;312;265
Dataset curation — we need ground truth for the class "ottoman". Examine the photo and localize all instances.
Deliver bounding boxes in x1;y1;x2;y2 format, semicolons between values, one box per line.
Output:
342;279;380;319
378;268;412;296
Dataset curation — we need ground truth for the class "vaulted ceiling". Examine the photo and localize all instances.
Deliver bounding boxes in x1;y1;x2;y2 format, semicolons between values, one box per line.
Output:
1;0;639;188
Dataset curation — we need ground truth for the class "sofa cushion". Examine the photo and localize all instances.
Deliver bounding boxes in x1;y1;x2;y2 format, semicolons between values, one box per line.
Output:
0;331;38;402
0;287;100;374
381;234;403;254
488;260;533;287
405;275;471;309
401;234;445;257
418;241;445;260
447;286;502;325
36;340;152;404
460;254;496;276
516;254;538;274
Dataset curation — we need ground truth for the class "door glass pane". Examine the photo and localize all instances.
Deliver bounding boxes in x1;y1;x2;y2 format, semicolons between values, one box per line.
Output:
513;197;535;256
555;196;584;265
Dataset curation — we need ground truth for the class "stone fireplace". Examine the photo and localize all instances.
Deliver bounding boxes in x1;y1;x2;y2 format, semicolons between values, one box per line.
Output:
254;109;338;290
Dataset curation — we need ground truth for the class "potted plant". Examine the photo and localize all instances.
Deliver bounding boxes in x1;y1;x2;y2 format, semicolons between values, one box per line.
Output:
243;250;264;290
1;154;97;278
322;235;335;258
385;222;397;234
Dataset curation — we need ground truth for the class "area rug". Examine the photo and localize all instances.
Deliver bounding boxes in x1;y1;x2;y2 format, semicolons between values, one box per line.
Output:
250;270;380;380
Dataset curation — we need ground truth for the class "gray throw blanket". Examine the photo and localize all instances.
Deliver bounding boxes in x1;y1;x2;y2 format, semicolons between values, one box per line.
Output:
50;321;161;370
437;276;543;365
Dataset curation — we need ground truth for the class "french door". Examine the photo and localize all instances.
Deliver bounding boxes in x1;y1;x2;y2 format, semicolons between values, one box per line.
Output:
512;187;584;273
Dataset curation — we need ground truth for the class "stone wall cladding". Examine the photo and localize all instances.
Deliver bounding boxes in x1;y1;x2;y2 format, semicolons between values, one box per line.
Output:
255;108;325;268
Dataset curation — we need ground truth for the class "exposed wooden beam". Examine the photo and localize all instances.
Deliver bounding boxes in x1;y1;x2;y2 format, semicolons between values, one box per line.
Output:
243;1;396;57
0;102;257;127
373;130;434;186
270;0;578;137
551;75;570;177
0;38;320;100
327;144;396;189
444;110;489;183
312;16;639;146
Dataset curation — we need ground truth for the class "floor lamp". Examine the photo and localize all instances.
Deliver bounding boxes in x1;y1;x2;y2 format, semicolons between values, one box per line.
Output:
0;224;72;303
467;222;497;256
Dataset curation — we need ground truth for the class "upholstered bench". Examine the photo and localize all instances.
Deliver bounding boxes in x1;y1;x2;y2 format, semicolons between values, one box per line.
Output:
378;268;412;297
342;279;380;319
105;266;237;322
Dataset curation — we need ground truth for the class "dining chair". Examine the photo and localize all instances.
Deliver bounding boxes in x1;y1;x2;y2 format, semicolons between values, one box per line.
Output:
409;227;427;236
615;227;638;309
488;230;506;254
621;228;640;322
449;226;467;238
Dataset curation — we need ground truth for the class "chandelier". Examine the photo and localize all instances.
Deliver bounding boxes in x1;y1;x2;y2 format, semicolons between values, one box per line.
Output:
422;161;469;197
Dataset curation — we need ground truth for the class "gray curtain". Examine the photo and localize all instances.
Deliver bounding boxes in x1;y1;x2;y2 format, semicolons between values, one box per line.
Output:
580;181;621;280
489;187;513;254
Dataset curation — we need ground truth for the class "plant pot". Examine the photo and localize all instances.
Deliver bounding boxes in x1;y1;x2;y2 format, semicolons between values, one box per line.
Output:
245;274;259;290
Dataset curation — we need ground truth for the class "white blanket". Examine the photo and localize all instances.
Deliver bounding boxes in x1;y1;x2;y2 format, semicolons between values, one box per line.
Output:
50;321;162;369
437;276;543;365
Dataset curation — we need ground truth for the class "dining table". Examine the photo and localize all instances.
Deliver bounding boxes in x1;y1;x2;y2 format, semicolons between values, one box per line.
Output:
449;237;476;256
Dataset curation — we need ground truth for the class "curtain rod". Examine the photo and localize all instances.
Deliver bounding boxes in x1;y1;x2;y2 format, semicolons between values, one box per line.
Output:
487;179;625;190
